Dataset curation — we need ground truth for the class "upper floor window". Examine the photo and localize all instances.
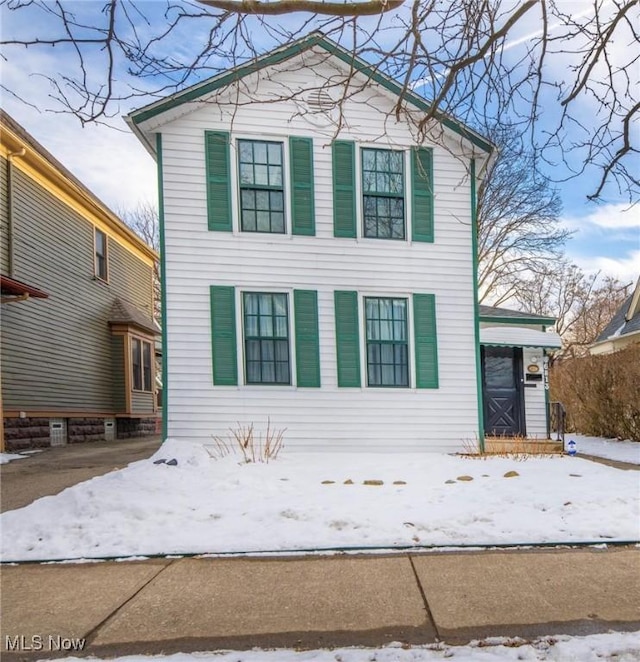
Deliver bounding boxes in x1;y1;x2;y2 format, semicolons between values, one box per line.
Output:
94;228;108;280
361;148;405;240
238;140;285;234
365;297;409;387
243;292;290;384
132;337;153;392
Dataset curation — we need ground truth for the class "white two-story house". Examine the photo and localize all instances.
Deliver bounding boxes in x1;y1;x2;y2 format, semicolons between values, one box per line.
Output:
127;34;561;453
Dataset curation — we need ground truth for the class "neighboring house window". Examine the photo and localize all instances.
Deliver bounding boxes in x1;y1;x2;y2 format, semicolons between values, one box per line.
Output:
365;297;409;387
238;140;285;233
132;338;153;391
95;228;108;280
362;148;405;240
243;292;290;384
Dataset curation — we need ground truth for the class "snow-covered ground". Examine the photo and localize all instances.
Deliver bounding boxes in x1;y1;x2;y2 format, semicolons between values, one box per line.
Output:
54;631;640;661
570;434;640;465
0;452;28;465
2;439;639;562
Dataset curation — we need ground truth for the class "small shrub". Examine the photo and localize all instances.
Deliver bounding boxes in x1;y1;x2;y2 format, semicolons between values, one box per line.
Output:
211;418;286;463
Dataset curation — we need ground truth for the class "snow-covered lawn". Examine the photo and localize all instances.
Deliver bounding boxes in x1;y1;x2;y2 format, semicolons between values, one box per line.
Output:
2;439;639;562
570;434;640;465
0;452;28;465
54;631;640;661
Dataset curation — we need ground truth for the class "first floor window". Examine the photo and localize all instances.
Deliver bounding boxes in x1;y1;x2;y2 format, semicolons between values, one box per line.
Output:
238;140;285;233
243;292;290;384
362;148;405;239
95;228;108;280
132;338;153;391
365;297;409;387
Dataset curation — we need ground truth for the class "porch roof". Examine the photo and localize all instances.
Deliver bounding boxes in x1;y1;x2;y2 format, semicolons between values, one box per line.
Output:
480;326;562;349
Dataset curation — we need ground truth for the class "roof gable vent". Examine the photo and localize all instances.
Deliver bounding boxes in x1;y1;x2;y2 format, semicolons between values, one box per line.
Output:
307;89;335;112
300;89;338;128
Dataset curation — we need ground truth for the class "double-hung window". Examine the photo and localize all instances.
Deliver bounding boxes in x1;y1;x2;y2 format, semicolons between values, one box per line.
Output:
243;292;290;384
132;338;153;391
365;297;409;387
238;140;285;233
362;148;405;239
95;228;108;280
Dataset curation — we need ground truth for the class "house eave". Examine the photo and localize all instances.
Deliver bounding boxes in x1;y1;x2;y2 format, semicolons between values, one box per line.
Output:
126;33;495;157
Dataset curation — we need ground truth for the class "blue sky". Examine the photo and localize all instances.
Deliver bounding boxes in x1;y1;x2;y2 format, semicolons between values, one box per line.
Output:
1;0;638;284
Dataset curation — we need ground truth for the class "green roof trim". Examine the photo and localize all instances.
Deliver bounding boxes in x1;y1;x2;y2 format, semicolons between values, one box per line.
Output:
479;315;557;326
129;33;493;154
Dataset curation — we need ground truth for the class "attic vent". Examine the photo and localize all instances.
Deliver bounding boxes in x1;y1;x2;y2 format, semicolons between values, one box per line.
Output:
307;89;335;112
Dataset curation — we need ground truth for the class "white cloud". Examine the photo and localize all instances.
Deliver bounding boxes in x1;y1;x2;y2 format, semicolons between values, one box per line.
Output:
561;203;640;233
2;58;157;212
582;204;639;230
571;249;640;285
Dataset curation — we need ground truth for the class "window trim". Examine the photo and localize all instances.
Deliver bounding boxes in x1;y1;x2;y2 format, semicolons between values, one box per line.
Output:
237;138;286;234
364;296;410;388
131;336;154;393
361;147;406;241
233;135;291;236
94;227;109;281
356;145;410;242
240;289;294;386
357;291;414;389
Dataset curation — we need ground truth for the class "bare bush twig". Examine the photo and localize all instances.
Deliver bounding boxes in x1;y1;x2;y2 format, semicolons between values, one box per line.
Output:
211;418;286;462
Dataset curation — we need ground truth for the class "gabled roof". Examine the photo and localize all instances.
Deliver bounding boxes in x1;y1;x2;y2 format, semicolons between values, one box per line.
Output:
109;298;159;335
0;110;158;264
127;32;493;156
479;305;556;326
595;277;640;342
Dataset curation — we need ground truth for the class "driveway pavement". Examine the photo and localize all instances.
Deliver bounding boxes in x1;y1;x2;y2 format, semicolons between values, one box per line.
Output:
0;436;162;512
1;547;638;659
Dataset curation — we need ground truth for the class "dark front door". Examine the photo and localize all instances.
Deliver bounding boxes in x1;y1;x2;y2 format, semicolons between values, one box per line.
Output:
482;346;525;437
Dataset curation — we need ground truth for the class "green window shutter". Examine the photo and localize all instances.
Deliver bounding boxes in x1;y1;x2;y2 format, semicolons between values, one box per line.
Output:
205;131;232;232
294;290;321;387
413;293;439;388
332;141;356;238
210;285;238;385
334;290;361;387
411;147;434;242
289;137;316;236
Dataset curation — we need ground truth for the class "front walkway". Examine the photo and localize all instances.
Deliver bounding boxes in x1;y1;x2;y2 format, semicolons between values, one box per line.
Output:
0;436;162;512
1;547;638;659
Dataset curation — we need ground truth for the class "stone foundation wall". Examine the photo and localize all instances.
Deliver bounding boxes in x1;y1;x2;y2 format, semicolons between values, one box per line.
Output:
3;415;160;450
116;417;157;439
68;418;105;444
3;417;51;451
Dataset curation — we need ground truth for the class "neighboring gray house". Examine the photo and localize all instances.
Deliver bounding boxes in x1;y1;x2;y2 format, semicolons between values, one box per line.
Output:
590;276;640;355
0;110;159;450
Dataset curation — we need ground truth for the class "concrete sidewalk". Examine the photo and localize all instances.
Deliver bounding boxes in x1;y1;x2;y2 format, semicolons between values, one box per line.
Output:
1;547;639;659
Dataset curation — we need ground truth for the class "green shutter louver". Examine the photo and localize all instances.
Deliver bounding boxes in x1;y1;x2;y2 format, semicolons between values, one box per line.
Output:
413;293;439;388
332;140;356;238
205;131;232;232
411;147;434;242
290;137;316;236
294;290;321;387
334;290;361;387
210;285;238;385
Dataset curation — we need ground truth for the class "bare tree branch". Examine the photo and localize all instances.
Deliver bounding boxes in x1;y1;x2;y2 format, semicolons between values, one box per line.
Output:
196;0;405;15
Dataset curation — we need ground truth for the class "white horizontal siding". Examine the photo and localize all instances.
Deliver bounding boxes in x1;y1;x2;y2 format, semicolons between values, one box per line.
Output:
153;51;480;452
522;347;548;438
